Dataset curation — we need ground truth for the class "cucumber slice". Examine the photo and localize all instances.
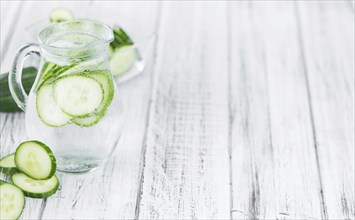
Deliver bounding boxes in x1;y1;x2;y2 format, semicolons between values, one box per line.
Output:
110;45;137;76
73;71;114;127
15;141;56;180
0;181;25;220
73;112;105;127
54;75;104;117
12;173;59;198
36;83;72;127
50;8;74;23
0;154;18;174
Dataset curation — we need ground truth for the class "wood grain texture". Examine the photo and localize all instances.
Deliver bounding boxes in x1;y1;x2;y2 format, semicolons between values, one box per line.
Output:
0;0;23;70
0;1;354;219
137;2;231;219
230;2;325;219
297;1;355;219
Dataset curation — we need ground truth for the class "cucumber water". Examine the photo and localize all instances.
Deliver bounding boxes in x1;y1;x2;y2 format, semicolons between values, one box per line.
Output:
25;30;122;172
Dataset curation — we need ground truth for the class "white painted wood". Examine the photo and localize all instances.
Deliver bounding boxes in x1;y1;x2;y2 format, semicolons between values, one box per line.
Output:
40;1;160;219
297;1;355;219
230;2;325;219
0;1;354;219
137;2;231;219
0;1;22;71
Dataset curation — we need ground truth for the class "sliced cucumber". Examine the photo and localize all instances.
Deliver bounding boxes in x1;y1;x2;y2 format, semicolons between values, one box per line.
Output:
38;62;78;87
36;83;72;127
0;154;18;174
54;75;104;117
110;45;137;76
73;112;105;127
73;71;114;127
12;173;59;198
87;71;114;109
50;8;74;23
15;141;56;180
0;181;25;220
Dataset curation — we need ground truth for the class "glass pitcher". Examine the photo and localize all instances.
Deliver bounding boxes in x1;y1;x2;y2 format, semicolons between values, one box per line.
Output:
9;20;123;173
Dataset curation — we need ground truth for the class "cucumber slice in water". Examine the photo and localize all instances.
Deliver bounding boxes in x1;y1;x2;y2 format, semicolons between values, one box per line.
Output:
15;141;56;180
36;83;72;127
0;154;17;174
0;181;25;220
73;71;114;127
90;71;114;109
54;75;104;117
12;173;59;198
110;45;137;76
73;113;105;127
50;8;74;23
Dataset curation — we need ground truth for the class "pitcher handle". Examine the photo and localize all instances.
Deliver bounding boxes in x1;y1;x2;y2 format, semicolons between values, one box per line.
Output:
9;44;41;111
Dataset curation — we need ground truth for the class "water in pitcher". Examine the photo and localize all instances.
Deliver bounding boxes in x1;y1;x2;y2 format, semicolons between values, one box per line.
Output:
25;30;123;172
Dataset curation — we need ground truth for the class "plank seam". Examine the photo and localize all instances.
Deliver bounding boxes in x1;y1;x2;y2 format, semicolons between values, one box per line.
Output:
294;2;328;219
226;2;234;220
134;2;163;219
37;198;47;220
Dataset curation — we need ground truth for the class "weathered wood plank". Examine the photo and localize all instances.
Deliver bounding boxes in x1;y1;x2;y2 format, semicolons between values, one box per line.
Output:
0;1;22;70
40;1;160;219
230;2;324;219
138;2;231;219
296;1;355;219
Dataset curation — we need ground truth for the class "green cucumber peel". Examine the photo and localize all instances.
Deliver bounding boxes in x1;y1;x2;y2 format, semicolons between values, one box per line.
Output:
12;173;59;198
0;154;18;175
15;141;57;180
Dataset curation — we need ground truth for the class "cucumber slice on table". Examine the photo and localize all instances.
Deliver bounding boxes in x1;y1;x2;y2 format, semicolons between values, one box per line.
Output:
50;8;74;23
36;83;72;127
0;181;25;219
110;45;137;76
54;75;104;117
0;154;17;174
15;141;56;180
12;173;59;198
73;71;114;127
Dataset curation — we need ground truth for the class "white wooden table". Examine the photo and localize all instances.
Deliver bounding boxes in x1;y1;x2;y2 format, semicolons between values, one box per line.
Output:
0;1;354;219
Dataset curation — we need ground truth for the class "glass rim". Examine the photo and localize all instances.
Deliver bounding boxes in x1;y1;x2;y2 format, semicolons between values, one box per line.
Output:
38;19;114;51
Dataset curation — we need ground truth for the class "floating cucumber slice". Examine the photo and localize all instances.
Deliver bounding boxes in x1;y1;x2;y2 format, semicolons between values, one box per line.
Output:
38;62;79;87
12;173;59;198
73;71;114;127
90;71;114;109
110;45;137;76
15;141;56;180
50;8;74;23
54;75;104;117
36;83;72;127
73;112;105;127
0;154;18;174
0;181;25;220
